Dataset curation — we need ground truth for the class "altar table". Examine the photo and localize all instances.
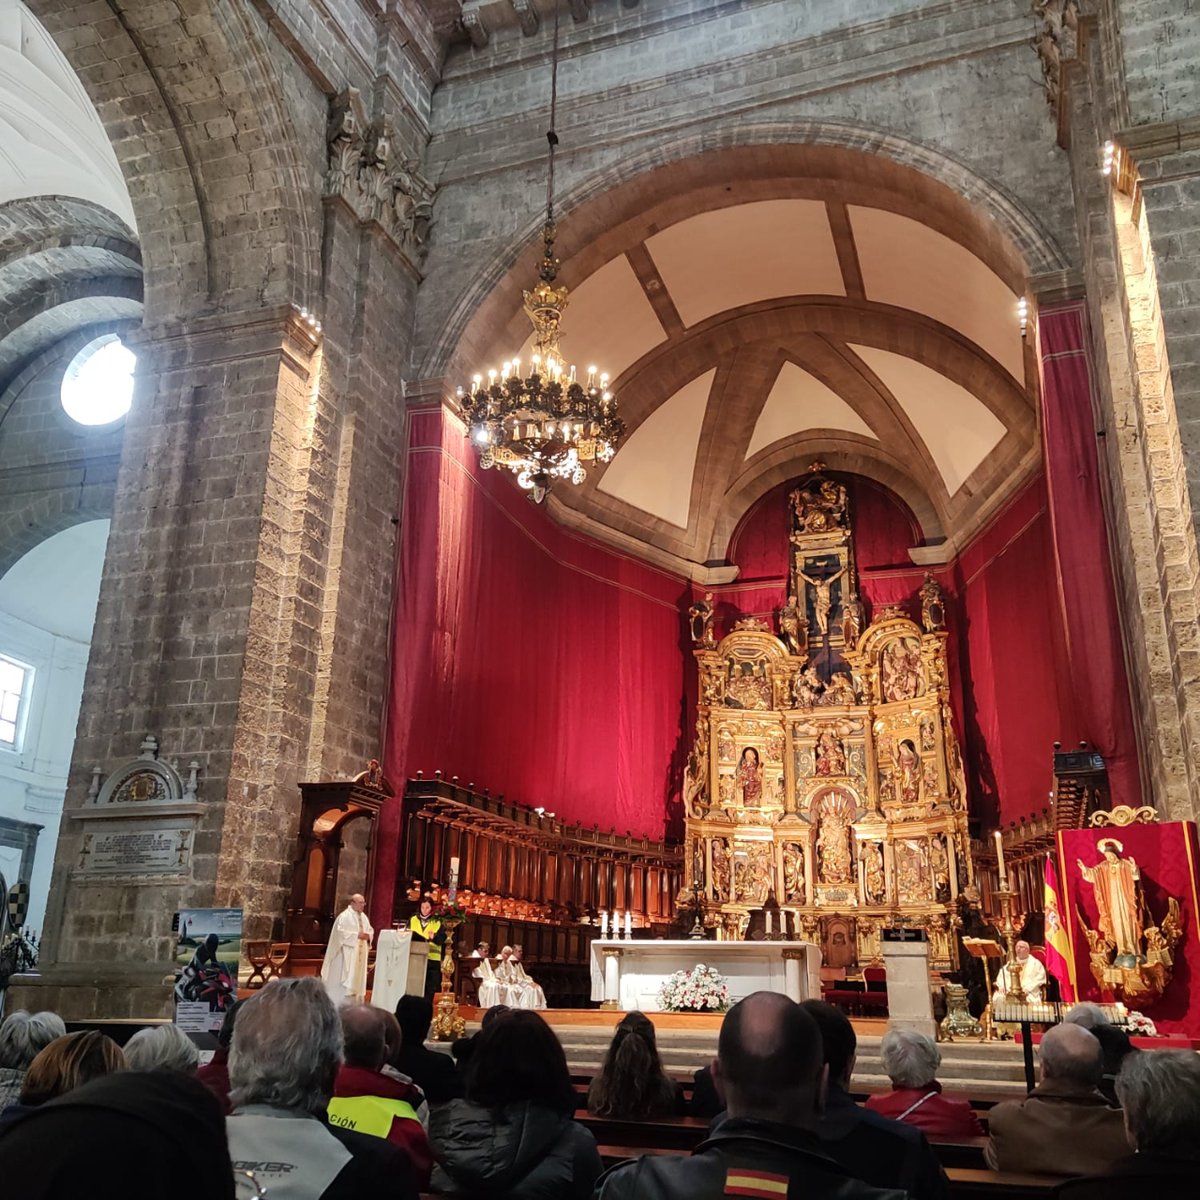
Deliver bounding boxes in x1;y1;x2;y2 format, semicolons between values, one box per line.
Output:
589;939;821;1012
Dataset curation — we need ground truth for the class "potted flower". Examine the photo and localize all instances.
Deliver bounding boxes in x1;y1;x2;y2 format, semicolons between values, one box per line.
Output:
657;963;732;1013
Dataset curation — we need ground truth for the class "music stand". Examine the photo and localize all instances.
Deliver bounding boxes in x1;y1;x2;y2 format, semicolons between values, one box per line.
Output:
963;937;1005;1041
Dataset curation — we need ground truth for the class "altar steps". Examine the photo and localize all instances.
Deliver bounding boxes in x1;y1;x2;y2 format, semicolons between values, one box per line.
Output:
555;1032;1028;1097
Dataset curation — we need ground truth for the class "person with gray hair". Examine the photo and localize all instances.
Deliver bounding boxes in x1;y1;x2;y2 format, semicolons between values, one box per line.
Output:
225;977;417;1200
1055;1050;1200;1198
0;1010;67;1110
985;1023;1126;1177
865;1028;983;1138
122;1023;200;1075
1061;1001;1108;1030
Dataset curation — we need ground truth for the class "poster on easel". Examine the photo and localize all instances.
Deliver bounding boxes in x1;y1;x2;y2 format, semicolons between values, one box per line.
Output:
174;907;242;1033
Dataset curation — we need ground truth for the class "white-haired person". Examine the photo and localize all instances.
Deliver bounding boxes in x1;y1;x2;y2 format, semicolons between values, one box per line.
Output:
509;945;547;1010
122;1023;201;1075
992;940;1046;1002
0;1011;67;1110
865;1028;984;1138
985;1023;1125;1177
226;977;419;1200
1055;1049;1200;1199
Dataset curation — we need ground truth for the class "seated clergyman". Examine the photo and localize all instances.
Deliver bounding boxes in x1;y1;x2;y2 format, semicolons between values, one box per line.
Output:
992;940;1046;1002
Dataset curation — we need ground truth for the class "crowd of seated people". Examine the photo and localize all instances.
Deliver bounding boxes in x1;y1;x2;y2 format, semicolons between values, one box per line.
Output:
1;989;1199;1198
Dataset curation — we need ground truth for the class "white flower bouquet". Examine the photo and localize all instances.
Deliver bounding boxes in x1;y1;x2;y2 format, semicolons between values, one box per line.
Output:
657;963;732;1012
1125;1011;1157;1037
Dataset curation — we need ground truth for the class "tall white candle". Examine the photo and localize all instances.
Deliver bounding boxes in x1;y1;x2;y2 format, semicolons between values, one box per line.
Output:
448;855;460;902
765;908;773;937
600;910;608;936
993;830;1007;888
614;910;622;938
624;910;632;939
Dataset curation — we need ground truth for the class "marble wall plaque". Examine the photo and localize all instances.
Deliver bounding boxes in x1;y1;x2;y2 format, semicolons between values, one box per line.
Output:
78;822;192;876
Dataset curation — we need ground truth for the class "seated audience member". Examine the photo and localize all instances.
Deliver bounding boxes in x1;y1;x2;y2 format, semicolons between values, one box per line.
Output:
866;1028;984;1138
226;977;418;1200
393;994;463;1103
508;945;547;1009
196;998;243;1113
596;992;905;1199
992;940;1047;1002
1;1030;125;1126
122;1022;201;1074
801;1000;949;1200
985;1022;1126;1177
689;1063;723;1119
328;1005;433;1186
0;1010;66;1111
378;1010;429;1120
1061;1002;1108;1030
588;1011;685;1119
0;1069;235;1200
1090;1023;1136;1107
429;1008;602;1199
1055;1050;1200;1199
449;1003;510;1075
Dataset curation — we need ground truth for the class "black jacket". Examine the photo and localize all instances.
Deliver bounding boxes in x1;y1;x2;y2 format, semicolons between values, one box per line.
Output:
429;1099;602;1199
394;1043;463;1104
815;1086;948;1200
1053;1151;1199;1200
595;1117;909;1200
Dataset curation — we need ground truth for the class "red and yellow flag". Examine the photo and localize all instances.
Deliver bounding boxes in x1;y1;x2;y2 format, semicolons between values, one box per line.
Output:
1044;853;1076;1003
725;1169;789;1197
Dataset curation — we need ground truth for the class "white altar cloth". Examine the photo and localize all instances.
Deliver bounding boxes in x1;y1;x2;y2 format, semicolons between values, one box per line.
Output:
589;939;821;1011
371;929;428;1013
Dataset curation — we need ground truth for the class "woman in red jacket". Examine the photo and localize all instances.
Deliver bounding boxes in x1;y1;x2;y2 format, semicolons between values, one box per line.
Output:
865;1028;984;1139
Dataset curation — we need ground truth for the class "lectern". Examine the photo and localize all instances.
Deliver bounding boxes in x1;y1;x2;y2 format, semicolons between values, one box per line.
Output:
372;929;428;1012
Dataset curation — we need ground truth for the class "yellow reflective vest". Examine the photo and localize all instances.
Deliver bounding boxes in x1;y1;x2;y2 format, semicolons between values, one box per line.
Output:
410;914;443;962
327;1093;420;1140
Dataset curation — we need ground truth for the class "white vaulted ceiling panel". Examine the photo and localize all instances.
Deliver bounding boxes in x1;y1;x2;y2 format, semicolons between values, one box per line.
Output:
598;369;715;528
646;199;845;327
745;361;876;458
850;344;1005;495
849;205;1022;380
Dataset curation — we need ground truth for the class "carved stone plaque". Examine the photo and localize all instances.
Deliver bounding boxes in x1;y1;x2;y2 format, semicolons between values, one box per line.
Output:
78;823;192;876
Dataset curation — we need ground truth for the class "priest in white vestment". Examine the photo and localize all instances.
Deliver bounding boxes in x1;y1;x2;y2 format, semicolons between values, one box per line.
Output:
506;944;547;1010
992;939;1047;1003
320;893;373;1005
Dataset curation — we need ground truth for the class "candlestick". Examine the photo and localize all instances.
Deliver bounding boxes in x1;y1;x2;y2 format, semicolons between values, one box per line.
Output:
600;910;609;937
624;911;632;939
993;829;1007;888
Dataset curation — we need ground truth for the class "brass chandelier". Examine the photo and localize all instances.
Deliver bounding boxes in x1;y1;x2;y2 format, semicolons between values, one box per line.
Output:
457;4;623;504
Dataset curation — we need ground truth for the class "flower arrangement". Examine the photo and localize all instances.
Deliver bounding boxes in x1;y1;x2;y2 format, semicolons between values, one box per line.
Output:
1125;1011;1158;1037
657;963;732;1012
432;898;467;923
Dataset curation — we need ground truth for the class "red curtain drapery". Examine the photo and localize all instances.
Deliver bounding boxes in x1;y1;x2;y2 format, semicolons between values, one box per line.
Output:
1037;303;1142;808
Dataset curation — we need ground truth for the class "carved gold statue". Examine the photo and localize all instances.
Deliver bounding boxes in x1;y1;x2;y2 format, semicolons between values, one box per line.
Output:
796;565;846;635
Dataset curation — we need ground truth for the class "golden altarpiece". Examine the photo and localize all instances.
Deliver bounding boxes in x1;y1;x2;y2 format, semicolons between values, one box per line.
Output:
682;469;972;969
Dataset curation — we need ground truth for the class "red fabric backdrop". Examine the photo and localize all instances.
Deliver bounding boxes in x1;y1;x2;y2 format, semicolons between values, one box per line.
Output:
1059;823;1200;1035
376;408;690;924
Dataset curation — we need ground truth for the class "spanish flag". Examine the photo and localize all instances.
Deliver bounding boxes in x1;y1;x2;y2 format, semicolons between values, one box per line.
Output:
725;1169;790;1197
1044;853;1076;1003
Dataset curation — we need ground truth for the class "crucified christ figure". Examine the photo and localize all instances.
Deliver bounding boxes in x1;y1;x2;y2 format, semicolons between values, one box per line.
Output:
797;565;846;634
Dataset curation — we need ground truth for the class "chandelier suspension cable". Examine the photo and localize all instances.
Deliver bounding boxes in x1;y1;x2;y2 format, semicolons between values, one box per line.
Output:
458;0;623;504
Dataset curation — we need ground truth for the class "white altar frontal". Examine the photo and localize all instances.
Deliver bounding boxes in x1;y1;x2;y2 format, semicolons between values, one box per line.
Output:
371;929;429;1013
590;939;821;1012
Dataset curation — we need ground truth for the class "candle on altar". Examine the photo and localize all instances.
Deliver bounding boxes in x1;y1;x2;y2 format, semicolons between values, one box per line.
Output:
614;910;622;938
600;910;609;937
624;911;632;939
765;908;773;937
448;856;459;903
993;830;1007;888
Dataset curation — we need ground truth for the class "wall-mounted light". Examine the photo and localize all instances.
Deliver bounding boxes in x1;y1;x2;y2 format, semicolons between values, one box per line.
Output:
1102;140;1116;177
1018;296;1029;339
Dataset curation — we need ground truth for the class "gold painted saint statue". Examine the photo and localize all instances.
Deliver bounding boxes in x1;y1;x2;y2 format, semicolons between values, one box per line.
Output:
1077;839;1143;964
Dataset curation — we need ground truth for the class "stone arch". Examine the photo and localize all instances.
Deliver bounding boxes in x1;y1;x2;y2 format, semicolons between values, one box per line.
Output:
27;0;318;317
418;119;1068;381
0;492;115;581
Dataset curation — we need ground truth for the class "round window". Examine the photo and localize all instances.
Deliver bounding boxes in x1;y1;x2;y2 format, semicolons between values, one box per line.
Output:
60;335;136;426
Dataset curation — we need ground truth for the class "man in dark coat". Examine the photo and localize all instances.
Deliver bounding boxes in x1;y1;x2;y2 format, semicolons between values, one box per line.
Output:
596;992;907;1200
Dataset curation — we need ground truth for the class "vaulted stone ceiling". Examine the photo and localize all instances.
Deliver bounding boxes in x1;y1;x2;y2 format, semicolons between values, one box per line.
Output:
461;145;1040;578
